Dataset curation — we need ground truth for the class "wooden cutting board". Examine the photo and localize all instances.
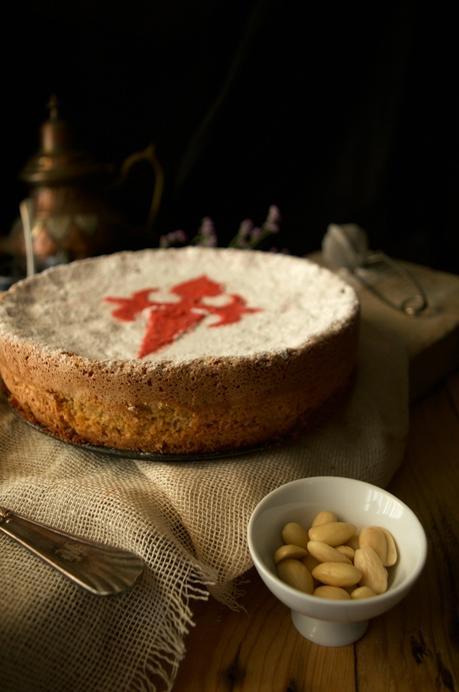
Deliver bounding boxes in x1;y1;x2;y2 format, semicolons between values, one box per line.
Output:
310;253;459;400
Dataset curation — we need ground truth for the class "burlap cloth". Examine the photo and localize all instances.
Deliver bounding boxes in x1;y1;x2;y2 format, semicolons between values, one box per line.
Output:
0;318;408;691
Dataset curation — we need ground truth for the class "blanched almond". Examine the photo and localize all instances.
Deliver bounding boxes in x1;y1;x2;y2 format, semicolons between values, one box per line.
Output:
308;522;356;546
359;527;387;564
351;586;377;600
274;544;308;564
379;527;398;566
314;585;351;600
347;534;360;550
275;510;399;602
311;511;338;527
307;540;352;564
277;559;314;594
336;545;355;560
281;522;309;548
312;562;362;587
303;554;320;573
354;547;388;594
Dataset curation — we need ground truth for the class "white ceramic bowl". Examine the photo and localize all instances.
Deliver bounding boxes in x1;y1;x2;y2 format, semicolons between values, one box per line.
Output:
247;476;427;646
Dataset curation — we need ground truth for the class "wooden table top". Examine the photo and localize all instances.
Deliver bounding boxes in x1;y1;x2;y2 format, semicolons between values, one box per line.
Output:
174;372;459;691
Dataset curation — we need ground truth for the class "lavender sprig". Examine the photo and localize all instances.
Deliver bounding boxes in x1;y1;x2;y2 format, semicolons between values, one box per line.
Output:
229;205;281;249
159;229;188;248
191;217;218;247
159;205;282;251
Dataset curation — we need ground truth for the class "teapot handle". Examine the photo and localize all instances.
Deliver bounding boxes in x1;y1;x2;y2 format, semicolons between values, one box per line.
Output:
120;143;164;231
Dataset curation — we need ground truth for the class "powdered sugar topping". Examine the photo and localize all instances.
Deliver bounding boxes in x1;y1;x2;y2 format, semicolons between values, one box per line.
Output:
0;248;358;362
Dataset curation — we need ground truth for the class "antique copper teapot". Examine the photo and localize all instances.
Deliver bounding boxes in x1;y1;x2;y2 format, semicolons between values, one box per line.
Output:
7;96;163;275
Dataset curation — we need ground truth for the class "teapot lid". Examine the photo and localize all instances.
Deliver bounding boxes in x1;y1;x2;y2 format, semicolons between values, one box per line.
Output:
20;95;111;185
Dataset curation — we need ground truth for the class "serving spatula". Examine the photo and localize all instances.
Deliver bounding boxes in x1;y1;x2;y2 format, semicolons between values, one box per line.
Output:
0;505;144;595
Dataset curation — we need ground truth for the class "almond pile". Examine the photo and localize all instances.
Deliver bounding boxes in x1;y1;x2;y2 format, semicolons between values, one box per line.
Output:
274;511;398;600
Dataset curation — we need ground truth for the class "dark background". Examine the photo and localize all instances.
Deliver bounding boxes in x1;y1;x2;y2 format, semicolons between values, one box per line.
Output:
2;0;458;272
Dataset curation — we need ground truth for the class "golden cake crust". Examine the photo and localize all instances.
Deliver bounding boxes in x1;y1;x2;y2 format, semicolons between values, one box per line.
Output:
0;248;360;454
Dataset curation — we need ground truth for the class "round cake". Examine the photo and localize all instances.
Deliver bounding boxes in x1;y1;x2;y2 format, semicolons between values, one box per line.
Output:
0;247;359;454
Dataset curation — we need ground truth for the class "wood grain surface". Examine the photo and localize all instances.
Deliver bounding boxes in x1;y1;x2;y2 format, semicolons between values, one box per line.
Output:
174;372;459;691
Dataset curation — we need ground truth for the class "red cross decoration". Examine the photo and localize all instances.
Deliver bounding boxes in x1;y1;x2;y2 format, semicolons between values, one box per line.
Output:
105;275;262;358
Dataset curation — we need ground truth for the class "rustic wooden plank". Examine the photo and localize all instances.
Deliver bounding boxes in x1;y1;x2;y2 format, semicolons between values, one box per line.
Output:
355;383;459;691
174;572;356;691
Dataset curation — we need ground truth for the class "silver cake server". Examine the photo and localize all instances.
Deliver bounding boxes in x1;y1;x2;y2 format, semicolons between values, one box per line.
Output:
0;505;144;595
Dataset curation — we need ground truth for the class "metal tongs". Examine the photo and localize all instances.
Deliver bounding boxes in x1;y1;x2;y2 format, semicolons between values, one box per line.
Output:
322;224;428;316
0;505;144;595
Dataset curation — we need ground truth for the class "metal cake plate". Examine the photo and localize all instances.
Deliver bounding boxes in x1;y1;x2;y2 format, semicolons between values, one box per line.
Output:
14;410;268;462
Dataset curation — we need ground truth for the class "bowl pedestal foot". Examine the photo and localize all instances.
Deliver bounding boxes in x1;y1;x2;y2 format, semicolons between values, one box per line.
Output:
291;610;368;647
